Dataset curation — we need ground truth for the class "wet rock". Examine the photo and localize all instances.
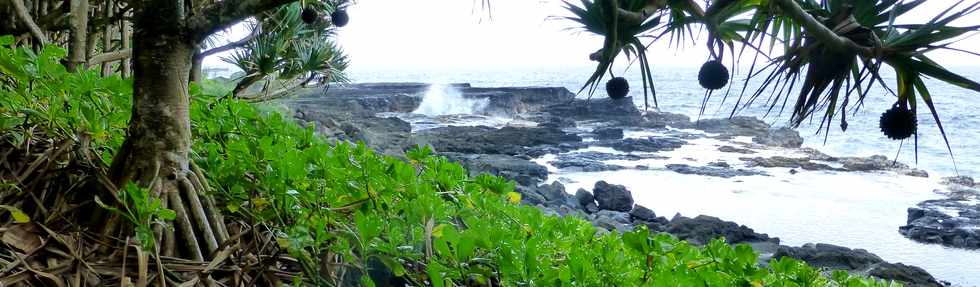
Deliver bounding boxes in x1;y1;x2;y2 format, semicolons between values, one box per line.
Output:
839;155;908;171
297;110;412;155
708;161;731;168
442;153;548;187
593;215;631;233
544;98;643;124
594;210;631;224
740;156;840;171
575;188;595;208
941;176;975;187
412;125;581;156
899;199;980;249
773;243;942;286
774;243;883;270
535;181;569;203
596;137;686;153
550;151;666;172
641;111;693;128
629;205;659;222
593;181;634;212
550;159;627;172
665;164;766;178
753;127;804;148
593;127;625;140
718;145;757;154
899;169;930;178
869;263;944;287
694;116;772;138
666;214;778;245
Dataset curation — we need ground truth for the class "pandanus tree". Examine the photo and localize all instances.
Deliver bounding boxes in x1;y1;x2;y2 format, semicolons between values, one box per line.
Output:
566;0;980;155
2;0;350;267
220;2;351;101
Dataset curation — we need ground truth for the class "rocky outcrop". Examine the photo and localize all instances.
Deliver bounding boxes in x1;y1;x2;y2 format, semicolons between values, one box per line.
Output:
899;177;980;250
773;244;943;286
665;164;767;178
543;98;642;124
592;181;634;212
442;152;549;187
664;214;779;245
595;137;686;153
411;125;582;156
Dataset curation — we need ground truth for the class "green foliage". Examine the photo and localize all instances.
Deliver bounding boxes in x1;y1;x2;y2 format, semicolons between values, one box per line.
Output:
95;183;177;250
0;38;902;286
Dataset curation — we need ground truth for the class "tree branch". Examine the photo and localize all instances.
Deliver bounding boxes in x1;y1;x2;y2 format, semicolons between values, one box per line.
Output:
186;0;294;40
86;49;133;68
616;0;667;26
771;0;873;56
198;23;261;58
11;0;48;44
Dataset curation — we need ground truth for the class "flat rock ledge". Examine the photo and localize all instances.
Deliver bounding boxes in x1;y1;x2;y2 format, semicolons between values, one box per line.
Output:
899;176;980;250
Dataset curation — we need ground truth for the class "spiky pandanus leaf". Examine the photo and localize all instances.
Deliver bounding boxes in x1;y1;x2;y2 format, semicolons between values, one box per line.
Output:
563;0;663;108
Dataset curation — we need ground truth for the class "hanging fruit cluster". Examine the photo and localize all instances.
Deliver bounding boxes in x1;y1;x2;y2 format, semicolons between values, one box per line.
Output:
879;104;917;140
605;77;629;100
698;60;729;90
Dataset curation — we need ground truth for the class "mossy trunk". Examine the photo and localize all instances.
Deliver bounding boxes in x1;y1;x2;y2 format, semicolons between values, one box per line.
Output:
108;3;227;260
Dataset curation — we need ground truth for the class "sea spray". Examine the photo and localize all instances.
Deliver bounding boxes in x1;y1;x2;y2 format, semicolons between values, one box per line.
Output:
414;84;489;116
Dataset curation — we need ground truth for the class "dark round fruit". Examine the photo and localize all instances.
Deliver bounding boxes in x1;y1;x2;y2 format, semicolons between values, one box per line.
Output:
331;10;349;27
606;77;629;100
301;8;318;24
698;60;729;90
879;105;917;140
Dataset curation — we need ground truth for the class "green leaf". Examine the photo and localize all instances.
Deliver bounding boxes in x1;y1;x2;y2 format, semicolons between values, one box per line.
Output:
0;205;30;223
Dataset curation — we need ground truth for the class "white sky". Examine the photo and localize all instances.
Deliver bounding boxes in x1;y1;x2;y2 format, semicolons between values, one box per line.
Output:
204;0;980;72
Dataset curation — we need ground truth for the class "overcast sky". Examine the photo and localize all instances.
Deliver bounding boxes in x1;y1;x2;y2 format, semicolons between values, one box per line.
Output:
203;0;980;72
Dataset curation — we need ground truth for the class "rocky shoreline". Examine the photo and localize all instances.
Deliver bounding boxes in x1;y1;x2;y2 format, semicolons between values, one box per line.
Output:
284;82;972;286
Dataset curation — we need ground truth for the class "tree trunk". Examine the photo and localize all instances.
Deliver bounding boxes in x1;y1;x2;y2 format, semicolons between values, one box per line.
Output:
119;8;131;77
66;0;87;71
109;9;227;260
190;50;203;83
100;0;112;76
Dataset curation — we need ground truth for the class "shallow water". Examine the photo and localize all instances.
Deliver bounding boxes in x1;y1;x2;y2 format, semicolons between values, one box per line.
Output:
535;131;980;286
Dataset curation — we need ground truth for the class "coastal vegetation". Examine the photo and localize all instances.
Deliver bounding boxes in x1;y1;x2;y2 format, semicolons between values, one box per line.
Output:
1;0;979;285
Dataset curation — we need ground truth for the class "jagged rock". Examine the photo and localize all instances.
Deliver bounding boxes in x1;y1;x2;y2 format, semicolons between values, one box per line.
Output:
869;263;944;287
442;153;548;187
899;199;980;249
412;125;581;156
629;205;659;222
593;181;634;212
839;155;908;171
773;243;942;286
641;111;692;128
593;216;631;233
665;164;766;178
593;127;624;140
666;214;778;245
941;176;975;187
695;116;772;138
753;127;804;148
550;159;627;172
596;137;686;153
899;169;930;178
718;145;756;154
594;210;631;224
575;188;595;209
544;98;643;124
740;156;840;171
708;161;731;168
